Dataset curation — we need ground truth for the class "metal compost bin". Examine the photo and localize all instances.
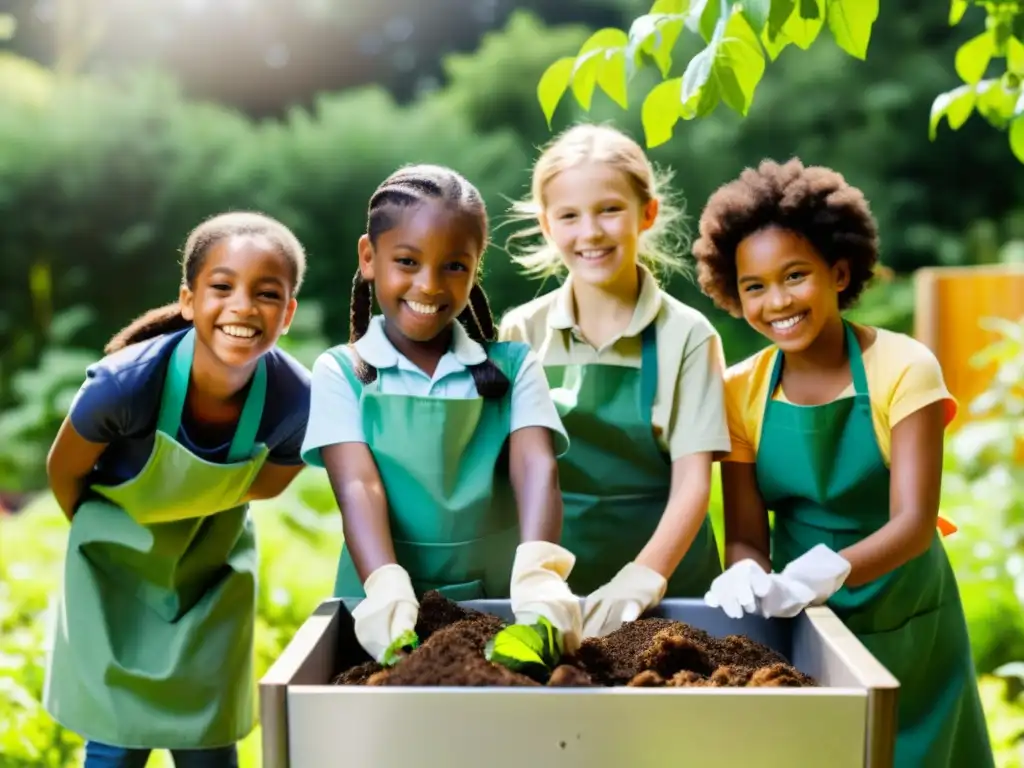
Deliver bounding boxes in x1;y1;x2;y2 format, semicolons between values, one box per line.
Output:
259;598;898;768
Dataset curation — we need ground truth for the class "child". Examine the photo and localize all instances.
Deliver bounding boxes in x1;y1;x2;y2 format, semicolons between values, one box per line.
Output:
499;124;731;639
696;158;993;766
300;164;583;663
43;211;312;768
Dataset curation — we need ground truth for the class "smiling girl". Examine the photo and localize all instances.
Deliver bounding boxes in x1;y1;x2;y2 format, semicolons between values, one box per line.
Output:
499;124;731;639
300;164;582;663
43;212;312;767
695;159;993;766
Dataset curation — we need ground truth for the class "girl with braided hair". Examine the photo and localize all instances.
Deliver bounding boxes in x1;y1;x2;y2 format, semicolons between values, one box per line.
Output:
301;164;583;663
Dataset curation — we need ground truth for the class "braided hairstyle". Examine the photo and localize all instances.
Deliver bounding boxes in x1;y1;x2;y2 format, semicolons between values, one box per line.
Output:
105;211;307;353
350;164;509;398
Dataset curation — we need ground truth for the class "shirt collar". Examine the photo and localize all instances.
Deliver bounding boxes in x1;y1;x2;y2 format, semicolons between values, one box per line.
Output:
353;315;488;370
548;264;663;338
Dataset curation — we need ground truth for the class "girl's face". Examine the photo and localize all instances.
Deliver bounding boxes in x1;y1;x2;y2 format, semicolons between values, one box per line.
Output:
735;226;849;353
358;199;481;344
180;235;297;369
540;161;657;290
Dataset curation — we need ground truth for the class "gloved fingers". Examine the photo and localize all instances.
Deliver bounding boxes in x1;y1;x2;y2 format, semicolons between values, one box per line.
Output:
619;600;643;624
582;595;616;638
513;598;584;655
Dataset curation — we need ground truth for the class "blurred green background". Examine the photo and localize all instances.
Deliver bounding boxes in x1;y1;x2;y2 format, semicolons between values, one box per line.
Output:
0;0;1022;765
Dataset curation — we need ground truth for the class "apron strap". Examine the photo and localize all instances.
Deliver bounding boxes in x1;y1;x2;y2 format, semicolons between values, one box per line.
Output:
764;320;869;403
843;320;869;395
639;322;658;418
157;328;267;462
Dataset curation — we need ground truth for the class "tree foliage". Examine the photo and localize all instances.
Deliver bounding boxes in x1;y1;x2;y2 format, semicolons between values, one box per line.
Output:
539;0;1024;163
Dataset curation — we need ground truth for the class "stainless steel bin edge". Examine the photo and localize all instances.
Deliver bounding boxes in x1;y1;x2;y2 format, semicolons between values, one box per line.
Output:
259;598;900;768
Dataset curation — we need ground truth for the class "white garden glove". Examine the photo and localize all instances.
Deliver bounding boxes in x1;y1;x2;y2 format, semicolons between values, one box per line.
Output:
704;559;773;619
510;541;584;654
757;545;852;618
351;563;419;664
582;562;668;639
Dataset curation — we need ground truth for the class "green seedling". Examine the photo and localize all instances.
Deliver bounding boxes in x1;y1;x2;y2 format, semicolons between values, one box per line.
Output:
484;616;564;682
381;629;419;667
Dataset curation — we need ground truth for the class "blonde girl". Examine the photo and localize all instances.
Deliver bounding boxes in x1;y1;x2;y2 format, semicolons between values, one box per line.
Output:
499;123;731;638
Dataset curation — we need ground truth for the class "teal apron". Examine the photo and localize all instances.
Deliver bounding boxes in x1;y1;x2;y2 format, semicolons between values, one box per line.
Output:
545;323;722;597
43;328;269;749
756;321;994;767
332;342;528;603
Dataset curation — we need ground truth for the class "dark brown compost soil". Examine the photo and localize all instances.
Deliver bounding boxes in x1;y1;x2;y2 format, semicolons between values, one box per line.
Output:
333;591;817;688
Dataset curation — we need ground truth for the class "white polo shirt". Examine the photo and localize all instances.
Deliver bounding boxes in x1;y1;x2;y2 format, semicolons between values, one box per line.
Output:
301;315;569;463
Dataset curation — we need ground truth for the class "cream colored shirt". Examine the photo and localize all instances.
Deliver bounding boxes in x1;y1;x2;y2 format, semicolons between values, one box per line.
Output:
498;266;731;461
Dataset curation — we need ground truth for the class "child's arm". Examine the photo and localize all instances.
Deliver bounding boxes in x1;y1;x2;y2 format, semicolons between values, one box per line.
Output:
300;351;398;580
636;330;733;578
838;399;946;586
320;442;398;580
720;461;772;572
46;419;108;521
508;425;562;543
46;365;125;520
242;463;305;503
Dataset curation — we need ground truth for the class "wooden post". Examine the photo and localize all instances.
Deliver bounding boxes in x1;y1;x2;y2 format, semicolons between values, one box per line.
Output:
914;264;1024;431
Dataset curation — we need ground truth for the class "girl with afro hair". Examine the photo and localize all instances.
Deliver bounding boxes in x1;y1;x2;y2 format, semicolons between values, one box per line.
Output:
696;158;992;766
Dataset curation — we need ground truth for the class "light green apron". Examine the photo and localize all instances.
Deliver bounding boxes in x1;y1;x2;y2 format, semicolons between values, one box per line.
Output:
545;323;722;597
43;328;269;749
756;321;994;767
332;342;528;603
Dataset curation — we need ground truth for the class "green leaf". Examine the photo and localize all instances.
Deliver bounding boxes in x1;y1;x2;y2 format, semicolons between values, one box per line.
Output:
537;57;575;127
761;25;792;60
976;78;1018;129
641;77;684;147
597;49;629;108
688;0;732;43
484;619;563;680
783;0;824;49
1009;117;1024;164
799;0;821;20
1008;36;1024;75
652;0;691;12
626;13;687;77
768;0;796;40
929;84;976;140
717;14;767;115
381;629;419;667
955;31;995;85
741;0;771;34
571;28;630;110
681;34;720;111
949;0;968;25
826;0;879;60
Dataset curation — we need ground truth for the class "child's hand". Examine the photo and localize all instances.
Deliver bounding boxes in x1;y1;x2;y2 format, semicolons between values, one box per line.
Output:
582;562;667;638
352;564;419;664
510;541;583;654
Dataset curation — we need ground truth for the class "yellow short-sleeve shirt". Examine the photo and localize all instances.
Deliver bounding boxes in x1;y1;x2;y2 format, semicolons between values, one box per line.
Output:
722;325;958;466
499;265;732;461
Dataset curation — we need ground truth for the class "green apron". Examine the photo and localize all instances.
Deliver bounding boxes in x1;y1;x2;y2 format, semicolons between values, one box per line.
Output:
545;323;722;597
43;328;269;750
332;342;528;603
756;321;993;767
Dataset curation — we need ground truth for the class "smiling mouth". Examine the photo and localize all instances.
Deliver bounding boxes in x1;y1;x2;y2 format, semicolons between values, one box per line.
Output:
218;324;262;340
769;313;807;333
404;300;447;316
576;247;615;261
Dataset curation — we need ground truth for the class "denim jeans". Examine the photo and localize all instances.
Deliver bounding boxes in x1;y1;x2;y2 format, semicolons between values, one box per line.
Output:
83;740;239;768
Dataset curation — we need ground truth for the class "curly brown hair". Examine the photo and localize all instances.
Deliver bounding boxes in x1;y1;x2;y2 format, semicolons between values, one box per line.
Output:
691;158;879;317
